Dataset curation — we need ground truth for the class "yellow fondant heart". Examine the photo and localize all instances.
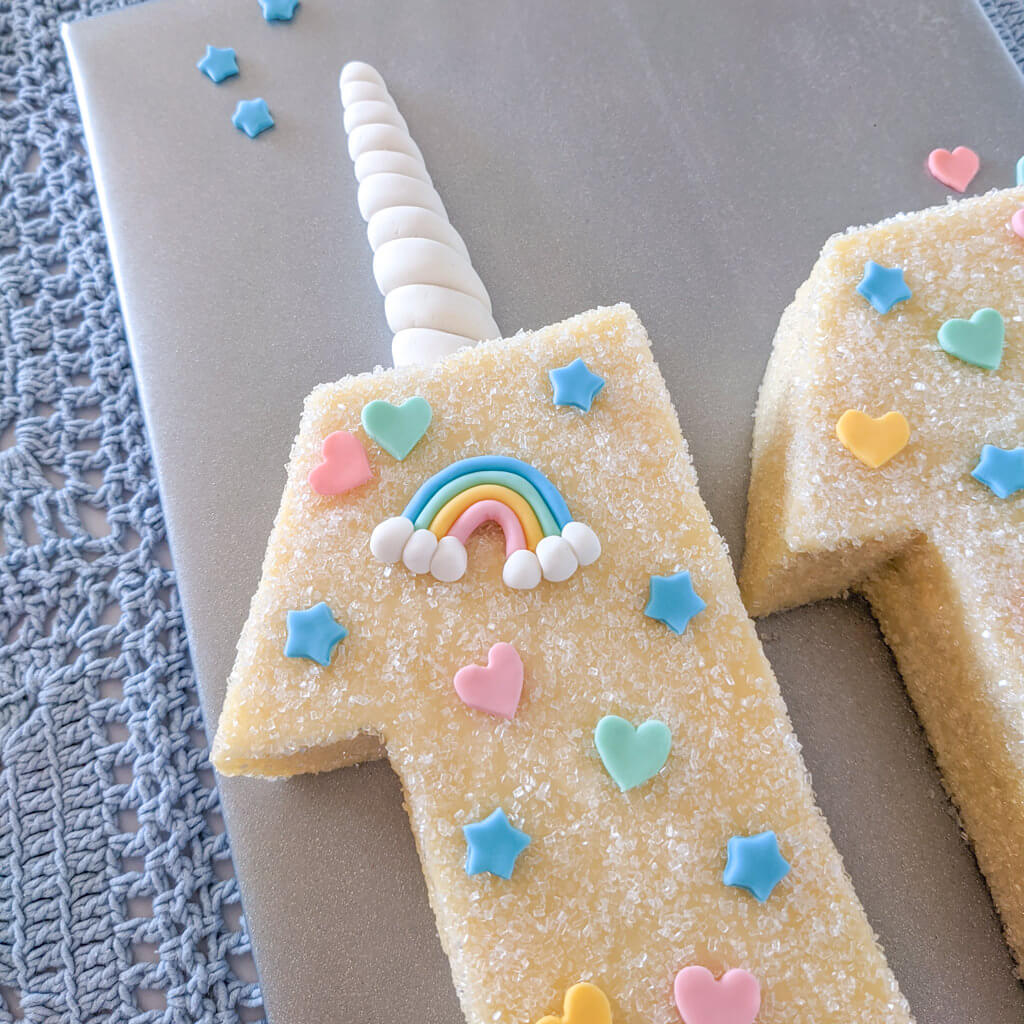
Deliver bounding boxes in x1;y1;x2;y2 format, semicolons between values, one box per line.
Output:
537;982;612;1024
835;409;910;468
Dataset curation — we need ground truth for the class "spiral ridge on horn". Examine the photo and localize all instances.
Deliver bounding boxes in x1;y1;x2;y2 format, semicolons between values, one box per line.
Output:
340;61;500;367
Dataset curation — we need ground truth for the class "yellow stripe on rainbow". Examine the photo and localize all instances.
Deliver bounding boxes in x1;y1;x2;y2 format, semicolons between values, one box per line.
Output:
428;484;546;550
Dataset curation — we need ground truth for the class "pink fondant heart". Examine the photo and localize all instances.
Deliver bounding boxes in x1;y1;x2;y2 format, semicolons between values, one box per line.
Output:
674;966;760;1024
927;146;979;193
453;642;523;720
1011;208;1024;239
308;430;372;496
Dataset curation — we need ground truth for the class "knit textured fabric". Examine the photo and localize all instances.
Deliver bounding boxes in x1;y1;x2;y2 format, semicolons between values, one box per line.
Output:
0;1;1020;1021
0;0;261;1020
983;0;1024;68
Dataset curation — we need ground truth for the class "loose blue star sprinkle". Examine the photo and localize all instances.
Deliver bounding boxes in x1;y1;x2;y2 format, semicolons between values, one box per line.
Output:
232;98;274;138
258;0;299;21
972;444;1024;499
723;831;791;903
196;45;239;84
644;570;706;634
284;602;347;666
856;260;912;314
549;357;605;412
463;808;530;879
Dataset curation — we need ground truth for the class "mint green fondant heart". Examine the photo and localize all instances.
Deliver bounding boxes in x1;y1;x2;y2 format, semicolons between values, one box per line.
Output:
937;308;1004;370
594;715;672;792
361;396;432;460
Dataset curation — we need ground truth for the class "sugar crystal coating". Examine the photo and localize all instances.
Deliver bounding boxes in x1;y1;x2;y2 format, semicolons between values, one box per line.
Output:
742;188;1024;971
214;305;911;1023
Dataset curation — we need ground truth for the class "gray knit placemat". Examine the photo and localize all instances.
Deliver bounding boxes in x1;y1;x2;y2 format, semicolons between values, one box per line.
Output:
0;1;1019;1021
0;0;261;1019
982;0;1024;69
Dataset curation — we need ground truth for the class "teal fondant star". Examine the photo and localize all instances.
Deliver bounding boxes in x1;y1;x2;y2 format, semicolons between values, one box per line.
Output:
644;570;706;634
723;831;791;902
196;45;239;83
463;808;530;879
549;357;605;412
856;260;911;314
284;602;347;665
232;98;274;138
258;0;299;21
972;444;1024;499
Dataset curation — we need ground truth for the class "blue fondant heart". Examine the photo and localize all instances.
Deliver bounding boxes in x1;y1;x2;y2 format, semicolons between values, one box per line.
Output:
361;396;432;460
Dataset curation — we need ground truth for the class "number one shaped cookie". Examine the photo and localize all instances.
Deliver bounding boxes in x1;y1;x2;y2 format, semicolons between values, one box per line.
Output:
211;64;912;1024
742;187;1024;970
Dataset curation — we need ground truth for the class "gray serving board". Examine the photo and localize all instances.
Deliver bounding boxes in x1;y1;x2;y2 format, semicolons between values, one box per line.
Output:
63;0;1024;1020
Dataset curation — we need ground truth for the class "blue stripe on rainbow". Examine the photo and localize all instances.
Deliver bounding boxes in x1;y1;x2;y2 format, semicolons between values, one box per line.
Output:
401;456;573;529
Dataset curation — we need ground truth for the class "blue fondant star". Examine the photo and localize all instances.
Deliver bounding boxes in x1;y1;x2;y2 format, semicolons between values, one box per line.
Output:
1016;155;1024;187
972;444;1024;499
196;45;239;83
258;0;299;21
549;357;605;412
856;260;912;314
232;98;275;138
284;602;347;666
463;808;530;879
723;831;791;902
644;570;706;634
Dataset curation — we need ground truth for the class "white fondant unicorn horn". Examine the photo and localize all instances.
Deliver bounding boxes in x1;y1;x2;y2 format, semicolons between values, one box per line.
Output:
340;61;500;367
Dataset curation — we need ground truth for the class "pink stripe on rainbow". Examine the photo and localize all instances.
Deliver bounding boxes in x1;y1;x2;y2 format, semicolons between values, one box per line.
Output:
449;500;528;557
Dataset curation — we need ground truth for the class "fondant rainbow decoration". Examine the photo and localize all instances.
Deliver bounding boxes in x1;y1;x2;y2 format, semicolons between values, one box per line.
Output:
370;455;600;589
